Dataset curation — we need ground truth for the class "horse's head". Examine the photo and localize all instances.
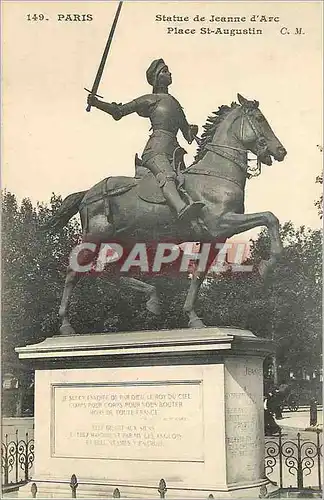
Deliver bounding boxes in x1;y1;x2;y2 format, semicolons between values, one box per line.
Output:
236;93;287;165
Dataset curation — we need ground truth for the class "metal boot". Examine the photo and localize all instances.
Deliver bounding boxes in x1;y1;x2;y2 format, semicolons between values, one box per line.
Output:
162;180;205;222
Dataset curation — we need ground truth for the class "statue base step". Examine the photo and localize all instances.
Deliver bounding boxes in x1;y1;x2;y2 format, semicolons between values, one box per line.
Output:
18;478;270;498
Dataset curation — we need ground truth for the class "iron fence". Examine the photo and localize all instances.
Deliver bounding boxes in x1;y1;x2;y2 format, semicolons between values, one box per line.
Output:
29;476;216;498
265;428;322;492
1;428;322;497
1;430;34;489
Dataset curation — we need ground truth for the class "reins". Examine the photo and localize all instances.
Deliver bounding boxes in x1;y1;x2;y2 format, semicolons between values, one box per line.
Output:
188;107;264;180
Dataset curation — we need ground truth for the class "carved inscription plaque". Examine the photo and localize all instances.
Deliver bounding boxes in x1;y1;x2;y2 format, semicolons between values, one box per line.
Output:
52;382;203;461
225;358;264;483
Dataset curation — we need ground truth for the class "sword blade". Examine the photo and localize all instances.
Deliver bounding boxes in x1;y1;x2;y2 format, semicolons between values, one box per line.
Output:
86;1;123;112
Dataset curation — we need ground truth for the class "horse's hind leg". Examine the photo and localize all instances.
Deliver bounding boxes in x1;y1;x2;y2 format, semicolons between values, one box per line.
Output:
58;267;82;335
119;277;161;315
58;274;161;336
58;220;96;335
183;267;208;328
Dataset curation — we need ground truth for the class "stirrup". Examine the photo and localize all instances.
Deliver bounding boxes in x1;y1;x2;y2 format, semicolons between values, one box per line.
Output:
177;201;205;222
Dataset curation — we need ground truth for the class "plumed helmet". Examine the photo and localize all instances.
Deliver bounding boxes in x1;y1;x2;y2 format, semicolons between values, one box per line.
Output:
146;58;167;86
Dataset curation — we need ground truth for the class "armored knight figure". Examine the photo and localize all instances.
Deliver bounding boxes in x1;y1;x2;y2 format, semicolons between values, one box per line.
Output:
87;58;205;222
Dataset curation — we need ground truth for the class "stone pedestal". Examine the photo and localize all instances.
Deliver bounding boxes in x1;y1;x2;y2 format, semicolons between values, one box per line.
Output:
16;327;273;498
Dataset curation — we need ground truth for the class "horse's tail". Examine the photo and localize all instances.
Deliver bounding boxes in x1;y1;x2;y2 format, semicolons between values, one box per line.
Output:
41;191;87;231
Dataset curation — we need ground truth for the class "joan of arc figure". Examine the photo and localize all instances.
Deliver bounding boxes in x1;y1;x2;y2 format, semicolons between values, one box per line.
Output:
87;58;205;222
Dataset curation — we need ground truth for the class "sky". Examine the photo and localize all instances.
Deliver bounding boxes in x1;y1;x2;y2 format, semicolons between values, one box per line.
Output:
2;1;323;241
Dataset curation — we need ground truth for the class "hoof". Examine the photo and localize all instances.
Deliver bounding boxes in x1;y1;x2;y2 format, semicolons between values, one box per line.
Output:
59;324;76;336
146;297;161;315
188;318;206;329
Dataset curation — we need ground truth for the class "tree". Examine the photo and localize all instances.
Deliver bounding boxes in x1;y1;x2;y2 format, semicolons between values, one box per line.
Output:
197;222;322;384
2;192;81;361
2;191;322;412
1;192;190;373
1;192;82;414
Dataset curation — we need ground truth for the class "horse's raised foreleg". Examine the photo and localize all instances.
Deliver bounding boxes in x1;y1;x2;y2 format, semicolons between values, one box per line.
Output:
183;266;208;328
119;277;161;315
216;211;283;278
58;267;82;335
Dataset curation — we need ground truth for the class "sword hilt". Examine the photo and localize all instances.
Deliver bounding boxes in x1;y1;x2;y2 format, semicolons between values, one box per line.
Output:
84;88;104;112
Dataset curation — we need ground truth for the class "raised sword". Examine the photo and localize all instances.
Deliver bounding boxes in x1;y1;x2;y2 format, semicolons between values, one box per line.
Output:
85;1;123;112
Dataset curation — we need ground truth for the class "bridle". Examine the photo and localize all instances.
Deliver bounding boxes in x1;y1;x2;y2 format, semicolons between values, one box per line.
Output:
202;105;268;179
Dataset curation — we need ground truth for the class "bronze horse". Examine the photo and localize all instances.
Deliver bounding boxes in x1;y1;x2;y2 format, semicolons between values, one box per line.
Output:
45;94;287;335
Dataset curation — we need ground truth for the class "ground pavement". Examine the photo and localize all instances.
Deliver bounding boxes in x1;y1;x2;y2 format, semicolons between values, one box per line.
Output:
276;407;323;432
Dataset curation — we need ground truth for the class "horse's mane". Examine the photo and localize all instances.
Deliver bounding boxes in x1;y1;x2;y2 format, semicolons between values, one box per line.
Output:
194;102;239;163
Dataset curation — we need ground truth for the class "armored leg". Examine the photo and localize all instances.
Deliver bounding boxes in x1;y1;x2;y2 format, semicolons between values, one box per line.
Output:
145;154;204;222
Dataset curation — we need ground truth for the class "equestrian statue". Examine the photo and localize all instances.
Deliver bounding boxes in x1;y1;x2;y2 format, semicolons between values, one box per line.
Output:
44;55;287;335
43;4;287;335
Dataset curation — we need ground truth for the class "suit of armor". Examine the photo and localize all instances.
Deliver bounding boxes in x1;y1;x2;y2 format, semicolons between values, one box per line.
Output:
88;59;204;221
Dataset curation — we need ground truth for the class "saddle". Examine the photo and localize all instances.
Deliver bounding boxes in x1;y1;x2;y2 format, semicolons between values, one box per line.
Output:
80;147;188;208
132;155;164;204
135;147;187;204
